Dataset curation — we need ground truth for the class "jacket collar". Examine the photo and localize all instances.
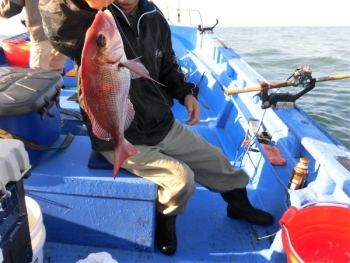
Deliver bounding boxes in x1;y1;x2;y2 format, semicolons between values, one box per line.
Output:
111;0;155;17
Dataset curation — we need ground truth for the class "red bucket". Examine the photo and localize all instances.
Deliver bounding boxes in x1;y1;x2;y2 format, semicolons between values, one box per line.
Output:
1;39;30;68
279;202;350;263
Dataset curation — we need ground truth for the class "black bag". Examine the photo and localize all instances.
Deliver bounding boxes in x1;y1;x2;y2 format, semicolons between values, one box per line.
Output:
0;0;24;18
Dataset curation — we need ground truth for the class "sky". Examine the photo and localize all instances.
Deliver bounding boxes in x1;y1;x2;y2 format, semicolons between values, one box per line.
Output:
154;0;350;27
0;0;349;36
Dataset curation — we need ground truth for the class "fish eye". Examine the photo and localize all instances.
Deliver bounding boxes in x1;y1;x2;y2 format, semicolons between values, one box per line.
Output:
96;34;106;47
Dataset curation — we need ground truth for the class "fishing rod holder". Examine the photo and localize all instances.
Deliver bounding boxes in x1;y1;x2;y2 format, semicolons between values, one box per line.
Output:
198;19;219;34
255;64;316;109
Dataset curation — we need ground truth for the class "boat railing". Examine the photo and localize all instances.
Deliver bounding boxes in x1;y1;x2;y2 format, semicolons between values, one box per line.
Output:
166;7;203;28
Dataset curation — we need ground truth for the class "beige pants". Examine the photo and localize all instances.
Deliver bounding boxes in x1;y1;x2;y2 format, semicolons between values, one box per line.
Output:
101;120;249;215
30;40;67;74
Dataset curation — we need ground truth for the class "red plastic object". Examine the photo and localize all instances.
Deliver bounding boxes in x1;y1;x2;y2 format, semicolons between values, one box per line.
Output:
279;204;350;263
1;39;30;68
261;144;286;165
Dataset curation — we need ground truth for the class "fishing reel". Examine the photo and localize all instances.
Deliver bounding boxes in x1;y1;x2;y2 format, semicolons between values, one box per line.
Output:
255;64;316;109
287;64;313;86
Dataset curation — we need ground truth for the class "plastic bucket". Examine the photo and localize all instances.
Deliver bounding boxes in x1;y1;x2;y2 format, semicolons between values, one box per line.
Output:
25;196;46;263
1;39;30;67
279;202;350;263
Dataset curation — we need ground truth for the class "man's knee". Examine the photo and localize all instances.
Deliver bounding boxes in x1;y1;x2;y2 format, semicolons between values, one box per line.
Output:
175;162;195;190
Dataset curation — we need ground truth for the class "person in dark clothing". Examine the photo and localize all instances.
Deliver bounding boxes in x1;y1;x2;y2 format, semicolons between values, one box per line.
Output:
0;0;67;73
39;0;273;255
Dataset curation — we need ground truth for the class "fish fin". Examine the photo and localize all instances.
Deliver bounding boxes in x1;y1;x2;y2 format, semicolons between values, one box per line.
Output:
120;60;166;87
128;57;149;79
85;101;112;140
92;120;112;141
113;139;139;178
124;99;135;131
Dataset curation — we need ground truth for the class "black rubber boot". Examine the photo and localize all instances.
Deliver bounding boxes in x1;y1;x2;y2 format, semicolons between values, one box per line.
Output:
221;188;273;226
155;213;177;255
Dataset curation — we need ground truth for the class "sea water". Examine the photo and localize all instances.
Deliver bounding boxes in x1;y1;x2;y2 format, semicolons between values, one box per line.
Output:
215;26;350;149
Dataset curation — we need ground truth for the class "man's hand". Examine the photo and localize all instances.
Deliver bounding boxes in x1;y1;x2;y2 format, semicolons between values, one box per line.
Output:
83;0;113;10
184;94;200;125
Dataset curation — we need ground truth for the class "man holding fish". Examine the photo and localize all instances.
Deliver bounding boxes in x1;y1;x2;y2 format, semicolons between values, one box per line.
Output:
39;0;273;255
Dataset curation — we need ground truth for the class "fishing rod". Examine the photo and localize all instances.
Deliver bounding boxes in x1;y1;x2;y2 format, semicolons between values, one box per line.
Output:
225;73;350;95
224;64;350;109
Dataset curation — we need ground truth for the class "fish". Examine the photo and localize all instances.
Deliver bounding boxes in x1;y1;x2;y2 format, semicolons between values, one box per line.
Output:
80;9;161;178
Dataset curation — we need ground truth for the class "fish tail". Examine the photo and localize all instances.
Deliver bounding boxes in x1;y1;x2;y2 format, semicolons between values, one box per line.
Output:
113;139;139;178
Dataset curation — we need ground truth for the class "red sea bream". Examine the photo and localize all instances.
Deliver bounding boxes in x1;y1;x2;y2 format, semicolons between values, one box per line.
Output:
80;10;155;178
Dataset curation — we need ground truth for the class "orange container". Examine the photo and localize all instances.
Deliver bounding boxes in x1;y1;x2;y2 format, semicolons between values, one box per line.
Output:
1;39;30;68
279;203;350;263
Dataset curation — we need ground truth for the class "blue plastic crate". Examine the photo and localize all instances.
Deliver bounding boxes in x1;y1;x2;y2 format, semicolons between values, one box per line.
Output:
0;183;32;262
0;67;63;164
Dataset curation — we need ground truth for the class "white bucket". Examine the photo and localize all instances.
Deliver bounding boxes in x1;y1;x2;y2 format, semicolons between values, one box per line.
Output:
25;196;46;263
